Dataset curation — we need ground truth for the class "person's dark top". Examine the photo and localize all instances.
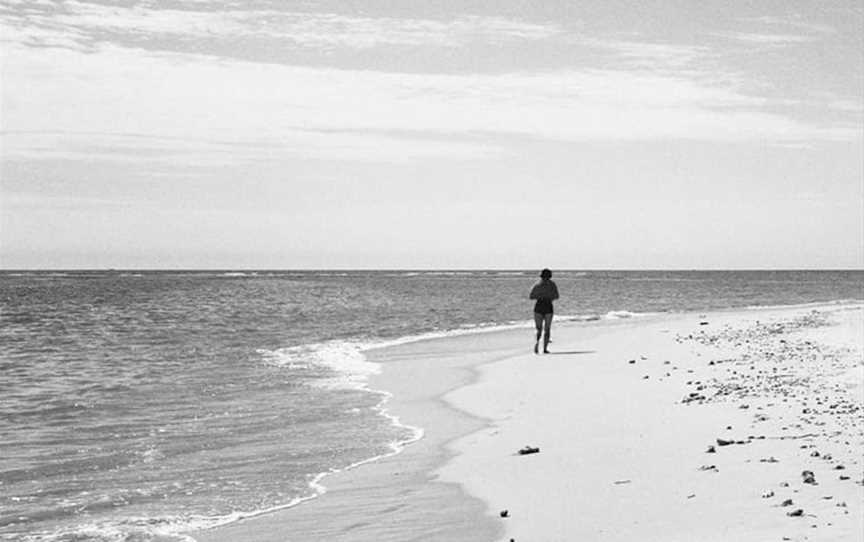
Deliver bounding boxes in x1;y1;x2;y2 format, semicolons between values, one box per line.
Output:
529;280;559;315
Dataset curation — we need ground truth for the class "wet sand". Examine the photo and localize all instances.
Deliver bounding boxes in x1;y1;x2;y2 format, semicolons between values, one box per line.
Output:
191;303;863;541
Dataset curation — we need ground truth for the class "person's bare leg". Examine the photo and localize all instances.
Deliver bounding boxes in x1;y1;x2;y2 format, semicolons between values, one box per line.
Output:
543;313;553;353
534;312;543;353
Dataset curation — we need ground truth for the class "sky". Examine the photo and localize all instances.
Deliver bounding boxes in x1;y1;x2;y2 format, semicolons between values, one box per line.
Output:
1;0;862;269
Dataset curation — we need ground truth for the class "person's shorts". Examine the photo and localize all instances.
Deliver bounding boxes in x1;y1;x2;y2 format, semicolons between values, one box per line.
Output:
534;299;554;315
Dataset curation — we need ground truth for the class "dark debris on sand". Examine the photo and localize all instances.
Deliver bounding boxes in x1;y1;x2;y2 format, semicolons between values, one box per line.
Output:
676;311;862;452
675;310;864;533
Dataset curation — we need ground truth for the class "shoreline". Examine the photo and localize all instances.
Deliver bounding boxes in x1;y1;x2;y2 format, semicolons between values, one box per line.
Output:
190;312;542;541
190;302;863;541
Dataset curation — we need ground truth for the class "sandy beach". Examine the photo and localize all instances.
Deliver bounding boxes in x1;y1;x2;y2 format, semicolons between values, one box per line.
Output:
192;302;863;542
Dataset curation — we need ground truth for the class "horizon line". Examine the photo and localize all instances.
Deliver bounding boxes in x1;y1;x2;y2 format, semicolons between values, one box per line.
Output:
1;268;862;273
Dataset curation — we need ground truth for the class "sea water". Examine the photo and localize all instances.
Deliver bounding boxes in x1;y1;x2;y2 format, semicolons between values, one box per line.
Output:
1;270;861;541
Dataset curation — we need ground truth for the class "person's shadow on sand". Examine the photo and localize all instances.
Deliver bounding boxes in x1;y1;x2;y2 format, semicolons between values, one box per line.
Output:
545;350;595;355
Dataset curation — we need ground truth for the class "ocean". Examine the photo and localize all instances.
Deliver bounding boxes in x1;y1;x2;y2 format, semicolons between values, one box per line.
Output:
1;270;861;541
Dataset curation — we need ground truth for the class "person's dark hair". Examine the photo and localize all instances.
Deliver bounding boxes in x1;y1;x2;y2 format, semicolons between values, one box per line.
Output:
540;268;552;279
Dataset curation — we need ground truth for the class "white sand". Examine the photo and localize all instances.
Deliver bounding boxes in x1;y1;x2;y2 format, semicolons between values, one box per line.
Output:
191;303;863;541
439;304;864;541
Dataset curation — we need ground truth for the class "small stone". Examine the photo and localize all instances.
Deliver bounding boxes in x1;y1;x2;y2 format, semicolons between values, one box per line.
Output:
517;446;540;455
716;438;734;446
762;490;774;498
781;499;793;506
706;445;716;454
787;509;804;517
500;509;509;518
802;470;817;485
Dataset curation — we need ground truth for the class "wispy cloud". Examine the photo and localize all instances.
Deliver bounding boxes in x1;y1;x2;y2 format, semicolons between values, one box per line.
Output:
585;39;713;69
745;14;837;35
2;41;857;170
0;1;562;51
827;99;864;113
713;31;816;45
1;129;498;165
714;12;837;47
1;2;860;171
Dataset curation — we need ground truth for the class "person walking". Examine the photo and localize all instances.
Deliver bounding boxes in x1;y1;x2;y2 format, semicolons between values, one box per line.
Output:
529;268;559;354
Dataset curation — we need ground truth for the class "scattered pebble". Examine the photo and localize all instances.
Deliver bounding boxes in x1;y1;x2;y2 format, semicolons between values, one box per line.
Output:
672;311;862;535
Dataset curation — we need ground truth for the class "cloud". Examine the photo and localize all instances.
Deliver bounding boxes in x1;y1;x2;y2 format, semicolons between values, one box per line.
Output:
745;14;837;35
1;130;498;165
584;39;714;69
713;31;816;45
0;1;562;51
1;41;858;171
827;99;864;113
713;13;838;47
